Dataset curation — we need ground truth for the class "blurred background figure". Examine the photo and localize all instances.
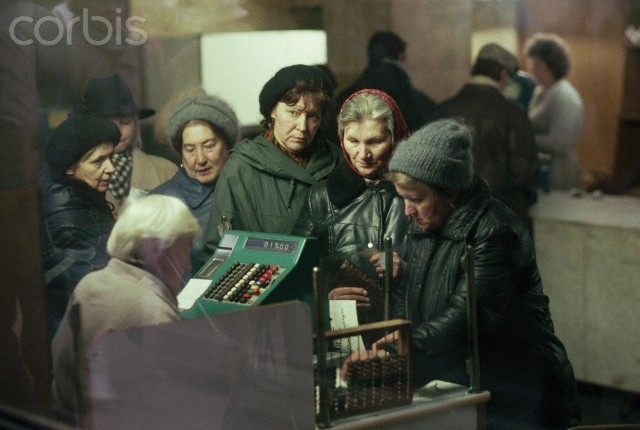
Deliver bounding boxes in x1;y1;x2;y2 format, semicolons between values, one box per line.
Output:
431;43;539;230
41;115;121;342
51;194;200;425
152;93;241;273
203;64;342;255
81;75;177;215
0;0;59;412
525;32;584;191
61;0;145;104
336;30;436;132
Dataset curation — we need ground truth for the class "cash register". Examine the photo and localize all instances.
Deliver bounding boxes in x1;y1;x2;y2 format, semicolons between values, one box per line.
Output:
178;230;320;320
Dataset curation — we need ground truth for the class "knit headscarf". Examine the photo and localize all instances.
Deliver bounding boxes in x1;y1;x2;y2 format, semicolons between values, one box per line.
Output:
338;88;410;177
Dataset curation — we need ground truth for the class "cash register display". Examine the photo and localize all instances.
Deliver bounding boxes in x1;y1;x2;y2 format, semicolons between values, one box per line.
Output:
244;237;298;253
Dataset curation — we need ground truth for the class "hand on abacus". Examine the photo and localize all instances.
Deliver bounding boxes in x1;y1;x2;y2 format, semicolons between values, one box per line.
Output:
328;286;370;308
340;348;385;381
372;331;399;351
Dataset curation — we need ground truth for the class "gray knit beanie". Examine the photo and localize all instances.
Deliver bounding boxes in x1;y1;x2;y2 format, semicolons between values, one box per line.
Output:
388;119;473;190
167;94;241;152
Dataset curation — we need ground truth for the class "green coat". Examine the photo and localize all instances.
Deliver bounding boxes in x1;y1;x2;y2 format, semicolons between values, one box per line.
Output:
203;135;342;256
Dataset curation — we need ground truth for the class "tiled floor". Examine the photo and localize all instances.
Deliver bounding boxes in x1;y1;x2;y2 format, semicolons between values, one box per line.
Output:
578;382;640;426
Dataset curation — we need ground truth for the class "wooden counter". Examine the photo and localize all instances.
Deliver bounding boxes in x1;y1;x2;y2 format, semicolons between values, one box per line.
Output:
326;381;489;430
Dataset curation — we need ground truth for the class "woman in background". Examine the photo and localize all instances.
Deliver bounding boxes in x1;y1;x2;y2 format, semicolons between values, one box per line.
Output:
203;64;342;254
525;33;584;190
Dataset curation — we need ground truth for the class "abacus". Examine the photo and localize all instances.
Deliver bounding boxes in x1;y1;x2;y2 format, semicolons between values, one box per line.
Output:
314;319;413;427
330;259;385;324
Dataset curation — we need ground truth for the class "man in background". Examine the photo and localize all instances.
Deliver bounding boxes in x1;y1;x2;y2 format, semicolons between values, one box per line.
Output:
336;30;436;132
430;43;539;229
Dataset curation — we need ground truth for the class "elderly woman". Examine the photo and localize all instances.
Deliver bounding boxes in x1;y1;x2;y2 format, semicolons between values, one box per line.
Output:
82;74;178;214
525;33;584;190
292;89;410;320
203;64;342;254
152;93;240;272
343;119;581;429
41;114;120;340
50;194;200;424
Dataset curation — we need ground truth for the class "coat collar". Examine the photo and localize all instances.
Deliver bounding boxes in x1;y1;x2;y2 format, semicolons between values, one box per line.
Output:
327;162;397;208
408;175;493;240
174;168;214;209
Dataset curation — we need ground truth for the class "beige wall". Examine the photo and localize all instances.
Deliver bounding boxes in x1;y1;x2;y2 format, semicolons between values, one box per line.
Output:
324;0;472;103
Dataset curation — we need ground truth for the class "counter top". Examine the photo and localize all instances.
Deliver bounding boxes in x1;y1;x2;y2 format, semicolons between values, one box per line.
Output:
324;381;489;430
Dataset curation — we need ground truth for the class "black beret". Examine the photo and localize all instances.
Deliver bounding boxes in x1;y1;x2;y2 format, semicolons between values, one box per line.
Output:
46;115;121;175
258;64;333;119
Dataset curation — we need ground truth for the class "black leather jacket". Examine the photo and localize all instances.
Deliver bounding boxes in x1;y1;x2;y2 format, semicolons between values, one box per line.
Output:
292;162;409;258
292;163;410;335
41;169;114;340
396;175;580;428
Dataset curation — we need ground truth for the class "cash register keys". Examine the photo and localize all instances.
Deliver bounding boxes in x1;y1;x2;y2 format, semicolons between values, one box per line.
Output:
201;262;283;305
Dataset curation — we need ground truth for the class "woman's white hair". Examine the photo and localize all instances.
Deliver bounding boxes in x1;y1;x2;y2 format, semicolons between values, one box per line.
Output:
107;194;201;265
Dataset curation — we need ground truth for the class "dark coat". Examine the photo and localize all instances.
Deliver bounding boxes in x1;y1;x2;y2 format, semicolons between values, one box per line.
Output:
203;135;342;255
396;176;580;429
431;82;539;227
151;167;213;273
292;162;409;256
292;163;410;332
336;59;435;132
41;169;114;340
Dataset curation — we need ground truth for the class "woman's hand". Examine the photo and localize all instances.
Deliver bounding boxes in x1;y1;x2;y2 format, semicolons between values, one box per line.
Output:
339;330;400;381
372;330;399;350
340;349;385;381
328;286;370;308
370;251;407;280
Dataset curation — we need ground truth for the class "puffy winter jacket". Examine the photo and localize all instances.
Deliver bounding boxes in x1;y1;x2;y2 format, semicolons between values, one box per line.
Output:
396;175;580;429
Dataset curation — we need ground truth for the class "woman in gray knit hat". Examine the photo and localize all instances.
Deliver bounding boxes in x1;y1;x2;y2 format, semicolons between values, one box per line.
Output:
151;92;241;273
342;119;581;429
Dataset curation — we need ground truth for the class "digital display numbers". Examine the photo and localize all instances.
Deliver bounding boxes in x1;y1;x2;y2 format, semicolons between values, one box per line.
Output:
244;237;298;254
